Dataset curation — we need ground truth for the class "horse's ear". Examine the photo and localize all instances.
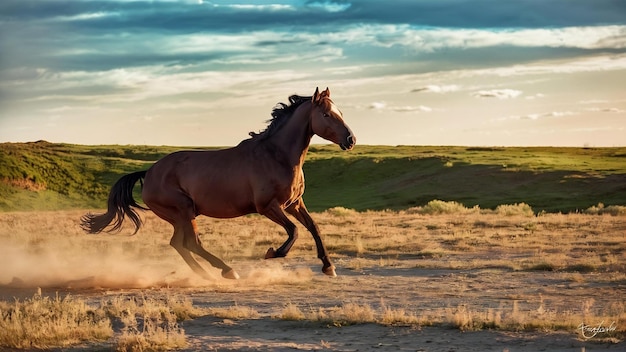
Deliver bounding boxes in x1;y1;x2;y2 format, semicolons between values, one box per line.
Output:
323;87;330;98
312;87;320;103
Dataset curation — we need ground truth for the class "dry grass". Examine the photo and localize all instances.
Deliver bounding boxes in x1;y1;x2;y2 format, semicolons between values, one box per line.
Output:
273;298;625;336
318;205;626;273
207;304;260;320
104;294;203;351
272;291;624;335
0;290;203;350
0;291;112;349
0;203;625;349
1;204;624;281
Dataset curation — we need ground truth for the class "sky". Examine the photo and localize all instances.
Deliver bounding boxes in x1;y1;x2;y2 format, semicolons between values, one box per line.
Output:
1;0;625;147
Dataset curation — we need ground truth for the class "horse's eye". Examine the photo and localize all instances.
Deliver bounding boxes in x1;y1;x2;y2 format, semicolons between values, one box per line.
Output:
323;112;330;118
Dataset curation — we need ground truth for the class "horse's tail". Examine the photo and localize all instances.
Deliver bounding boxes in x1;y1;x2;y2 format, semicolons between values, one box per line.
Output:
81;170;149;235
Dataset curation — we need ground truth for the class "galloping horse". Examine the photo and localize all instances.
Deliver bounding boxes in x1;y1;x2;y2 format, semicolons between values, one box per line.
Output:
81;88;355;279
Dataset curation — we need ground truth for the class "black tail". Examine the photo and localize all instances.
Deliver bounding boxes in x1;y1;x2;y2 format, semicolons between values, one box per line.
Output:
81;170;148;235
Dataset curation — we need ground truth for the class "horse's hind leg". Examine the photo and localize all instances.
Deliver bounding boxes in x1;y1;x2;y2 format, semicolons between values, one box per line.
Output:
150;200;238;280
170;224;214;280
180;219;239;280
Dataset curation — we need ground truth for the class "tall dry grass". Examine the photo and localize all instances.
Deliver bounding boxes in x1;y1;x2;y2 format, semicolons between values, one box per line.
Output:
0;291;201;350
109;295;197;351
0;291;111;349
272;298;624;337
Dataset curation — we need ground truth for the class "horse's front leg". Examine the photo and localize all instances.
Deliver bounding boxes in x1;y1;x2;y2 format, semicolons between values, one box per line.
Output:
260;201;299;259
286;200;336;277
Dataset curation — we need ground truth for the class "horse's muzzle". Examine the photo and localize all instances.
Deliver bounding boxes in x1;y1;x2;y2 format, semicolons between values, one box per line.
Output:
340;135;356;151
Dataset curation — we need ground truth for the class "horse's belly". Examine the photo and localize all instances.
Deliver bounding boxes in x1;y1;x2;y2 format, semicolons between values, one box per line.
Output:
197;203;256;219
192;188;256;219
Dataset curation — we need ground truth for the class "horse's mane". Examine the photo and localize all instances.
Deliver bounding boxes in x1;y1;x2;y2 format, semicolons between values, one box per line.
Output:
249;95;311;140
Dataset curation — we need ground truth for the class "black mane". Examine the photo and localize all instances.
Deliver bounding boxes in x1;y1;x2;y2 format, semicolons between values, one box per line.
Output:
249;95;311;140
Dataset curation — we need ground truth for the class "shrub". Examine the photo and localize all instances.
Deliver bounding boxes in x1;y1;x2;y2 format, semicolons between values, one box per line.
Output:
328;303;376;325
585;203;626;216
325;207;359;217
280;303;305;321
207;305;259;320
495;203;534;217
527;262;556;271
408;200;479;215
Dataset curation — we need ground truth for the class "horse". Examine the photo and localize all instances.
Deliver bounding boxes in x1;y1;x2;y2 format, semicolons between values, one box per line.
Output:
81;87;356;280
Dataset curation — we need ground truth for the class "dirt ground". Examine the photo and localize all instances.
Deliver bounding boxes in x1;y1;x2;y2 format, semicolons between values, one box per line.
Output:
2;258;623;351
0;210;624;351
180;261;623;351
182;317;595;352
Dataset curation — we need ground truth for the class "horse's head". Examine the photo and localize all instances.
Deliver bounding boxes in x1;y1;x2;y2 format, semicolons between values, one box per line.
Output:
310;87;356;151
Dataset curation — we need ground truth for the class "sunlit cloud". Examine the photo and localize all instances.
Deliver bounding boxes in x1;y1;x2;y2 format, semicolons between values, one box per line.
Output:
525;93;546;100
221;4;295;11
585;107;626;113
306;1;352;13
476;54;626;77
333;25;626;51
368;101;432;113
412;85;460;94
1;0;625;146
471;89;523;99
52;12;119;22
495;111;577;121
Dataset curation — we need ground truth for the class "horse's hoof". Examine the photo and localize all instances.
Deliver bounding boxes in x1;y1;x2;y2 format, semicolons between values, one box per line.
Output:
265;247;277;259
323;265;337;277
222;268;240;280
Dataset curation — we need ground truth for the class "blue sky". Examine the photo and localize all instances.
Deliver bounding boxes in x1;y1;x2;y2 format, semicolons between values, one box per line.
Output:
1;0;625;146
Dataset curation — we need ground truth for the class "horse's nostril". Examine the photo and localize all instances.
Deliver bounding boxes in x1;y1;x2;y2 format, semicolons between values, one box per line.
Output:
348;135;356;145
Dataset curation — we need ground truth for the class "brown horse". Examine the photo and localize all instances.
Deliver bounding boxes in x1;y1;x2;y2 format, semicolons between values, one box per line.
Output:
81;87;355;280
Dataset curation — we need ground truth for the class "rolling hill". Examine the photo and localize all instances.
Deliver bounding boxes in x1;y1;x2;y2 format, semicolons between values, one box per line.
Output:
1;141;625;213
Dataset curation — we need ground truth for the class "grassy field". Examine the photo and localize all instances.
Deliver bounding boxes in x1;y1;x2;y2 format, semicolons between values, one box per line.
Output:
1;141;625;212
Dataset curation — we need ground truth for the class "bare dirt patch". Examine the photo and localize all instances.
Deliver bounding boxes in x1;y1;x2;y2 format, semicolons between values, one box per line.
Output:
1;209;624;350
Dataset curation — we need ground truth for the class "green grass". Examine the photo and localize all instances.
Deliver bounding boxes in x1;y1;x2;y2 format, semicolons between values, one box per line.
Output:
1;141;625;212
304;145;626;212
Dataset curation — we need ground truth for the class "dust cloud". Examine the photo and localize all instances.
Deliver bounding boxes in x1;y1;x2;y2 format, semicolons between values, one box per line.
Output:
1;237;196;289
0;211;313;290
0;238;315;290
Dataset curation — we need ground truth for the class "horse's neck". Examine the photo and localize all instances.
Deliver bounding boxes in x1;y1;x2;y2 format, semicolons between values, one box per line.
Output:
266;105;313;167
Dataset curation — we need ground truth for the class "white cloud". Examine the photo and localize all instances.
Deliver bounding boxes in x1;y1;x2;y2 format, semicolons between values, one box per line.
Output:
368;101;432;113
585;107;626;113
525;93;545;100
476;54;626;77
471;89;522;99
6;66;311;105
498;111;577;121
306;1;352;13
546;111;576;117
412;85;460;93
578;99;611;104
330;25;626;52
369;102;387;110
522;111;575;119
393;105;433;113
52;12;119;22
221;4;295;11
322;64;388;75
